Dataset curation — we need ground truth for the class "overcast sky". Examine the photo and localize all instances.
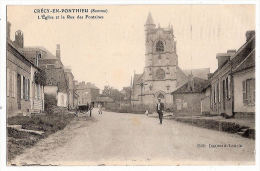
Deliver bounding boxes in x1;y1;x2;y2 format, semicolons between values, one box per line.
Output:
7;5;255;90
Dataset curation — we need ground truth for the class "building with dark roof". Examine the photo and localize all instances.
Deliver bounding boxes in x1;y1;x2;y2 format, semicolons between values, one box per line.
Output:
21;43;72;108
6;22;45;117
207;30;255;117
171;76;209;113
75;81;100;106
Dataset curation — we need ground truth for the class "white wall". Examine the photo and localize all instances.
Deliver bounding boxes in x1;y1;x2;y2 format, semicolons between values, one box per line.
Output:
57;92;68;107
233;68;255;113
44;86;58;96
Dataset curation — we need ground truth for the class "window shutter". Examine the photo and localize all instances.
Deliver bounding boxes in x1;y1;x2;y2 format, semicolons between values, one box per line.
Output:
7;68;10;97
226;77;228;98
252;79;255;105
246;80;251;105
24;78;27;100
21;75;23;99
242;80;247;105
13;71;16;98
25;79;28;100
228;75;231;98
217;83;220;102
28;79;30;100
23;76;25;99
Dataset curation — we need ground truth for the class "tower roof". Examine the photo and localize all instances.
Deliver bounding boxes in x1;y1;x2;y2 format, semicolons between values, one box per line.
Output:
146;12;154;25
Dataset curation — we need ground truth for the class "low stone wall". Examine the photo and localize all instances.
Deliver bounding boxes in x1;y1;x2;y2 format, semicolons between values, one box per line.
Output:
170;116;255;139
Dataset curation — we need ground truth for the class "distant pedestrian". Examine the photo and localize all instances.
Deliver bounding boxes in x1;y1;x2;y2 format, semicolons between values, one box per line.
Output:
156;98;164;124
145;110;149;116
75;106;78;117
89;102;94;117
86;103;90;112
98;103;103;114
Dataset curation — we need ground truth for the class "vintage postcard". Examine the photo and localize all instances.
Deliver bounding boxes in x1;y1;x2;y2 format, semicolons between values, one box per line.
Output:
6;4;256;166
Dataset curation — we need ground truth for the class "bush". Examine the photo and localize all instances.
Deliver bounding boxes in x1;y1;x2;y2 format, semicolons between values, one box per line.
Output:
44;94;57;114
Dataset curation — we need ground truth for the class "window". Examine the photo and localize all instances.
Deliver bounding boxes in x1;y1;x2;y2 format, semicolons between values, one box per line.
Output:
22;76;26;99
157;93;164;99
7;68;10;97
156;41;164;52
155;68;166;79
213;85;217;103
27;79;30;100
243;78;255;105
11;71;16;98
228;75;231;98
225;77;228;98
218;81;221;102
35;51;41;67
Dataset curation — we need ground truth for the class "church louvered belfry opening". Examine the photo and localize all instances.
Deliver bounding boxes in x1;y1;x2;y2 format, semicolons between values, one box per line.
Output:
156;40;164;52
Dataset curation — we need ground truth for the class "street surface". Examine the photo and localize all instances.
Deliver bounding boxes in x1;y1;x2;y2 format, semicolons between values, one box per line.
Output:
11;109;255;166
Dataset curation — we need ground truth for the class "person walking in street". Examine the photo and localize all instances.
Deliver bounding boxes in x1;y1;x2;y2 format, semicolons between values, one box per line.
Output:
156;98;164;124
89;103;93;117
98;103;103;114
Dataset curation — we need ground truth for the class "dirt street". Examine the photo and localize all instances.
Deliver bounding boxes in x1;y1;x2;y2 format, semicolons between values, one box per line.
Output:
10;109;255;166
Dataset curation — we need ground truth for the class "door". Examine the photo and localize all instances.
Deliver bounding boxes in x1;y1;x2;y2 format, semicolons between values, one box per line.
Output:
17;74;21;110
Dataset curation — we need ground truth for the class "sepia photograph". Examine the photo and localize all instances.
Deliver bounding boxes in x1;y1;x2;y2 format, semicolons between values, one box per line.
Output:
6;4;256;166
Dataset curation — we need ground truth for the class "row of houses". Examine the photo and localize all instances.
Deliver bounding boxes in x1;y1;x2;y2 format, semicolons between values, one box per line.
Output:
171;30;255;118
6;22;101;117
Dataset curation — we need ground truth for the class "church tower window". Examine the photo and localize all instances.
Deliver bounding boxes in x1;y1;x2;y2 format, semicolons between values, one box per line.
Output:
156;68;165;79
156;40;164;52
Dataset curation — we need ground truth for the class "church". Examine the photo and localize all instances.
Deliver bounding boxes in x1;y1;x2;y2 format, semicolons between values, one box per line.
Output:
131;13;209;109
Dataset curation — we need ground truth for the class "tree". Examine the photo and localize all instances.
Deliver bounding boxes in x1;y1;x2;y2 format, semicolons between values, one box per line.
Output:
102;86;124;103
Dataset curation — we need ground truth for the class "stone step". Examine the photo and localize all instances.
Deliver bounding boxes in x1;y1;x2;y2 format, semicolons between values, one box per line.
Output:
7;124;44;135
7;125;22;130
237;131;245;136
240;128;249;132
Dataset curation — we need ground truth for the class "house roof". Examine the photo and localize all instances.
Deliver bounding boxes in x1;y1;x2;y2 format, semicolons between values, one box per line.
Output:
23;46;56;59
171;77;209;94
176;66;189;87
75;82;99;90
233;49;255;73
22;46;64;68
7;40;41;71
183;68;210;80
211;34;255;78
133;73;144;85
44;68;69;93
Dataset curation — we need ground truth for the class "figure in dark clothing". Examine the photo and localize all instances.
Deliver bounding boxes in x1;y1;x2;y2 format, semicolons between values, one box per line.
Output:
86;103;89;112
156;98;164;124
89;102;93;117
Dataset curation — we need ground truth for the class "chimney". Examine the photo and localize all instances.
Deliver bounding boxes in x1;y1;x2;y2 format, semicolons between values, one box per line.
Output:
14;30;24;48
227;49;236;54
7;22;11;40
56;44;60;60
207;73;213;80
246;30;255;41
216;53;231;68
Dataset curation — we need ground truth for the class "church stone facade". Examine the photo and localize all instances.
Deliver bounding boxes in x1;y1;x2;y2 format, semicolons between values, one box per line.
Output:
131;13;189;108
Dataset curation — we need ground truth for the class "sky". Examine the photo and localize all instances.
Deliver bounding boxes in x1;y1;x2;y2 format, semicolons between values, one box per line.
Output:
7;5;255;90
